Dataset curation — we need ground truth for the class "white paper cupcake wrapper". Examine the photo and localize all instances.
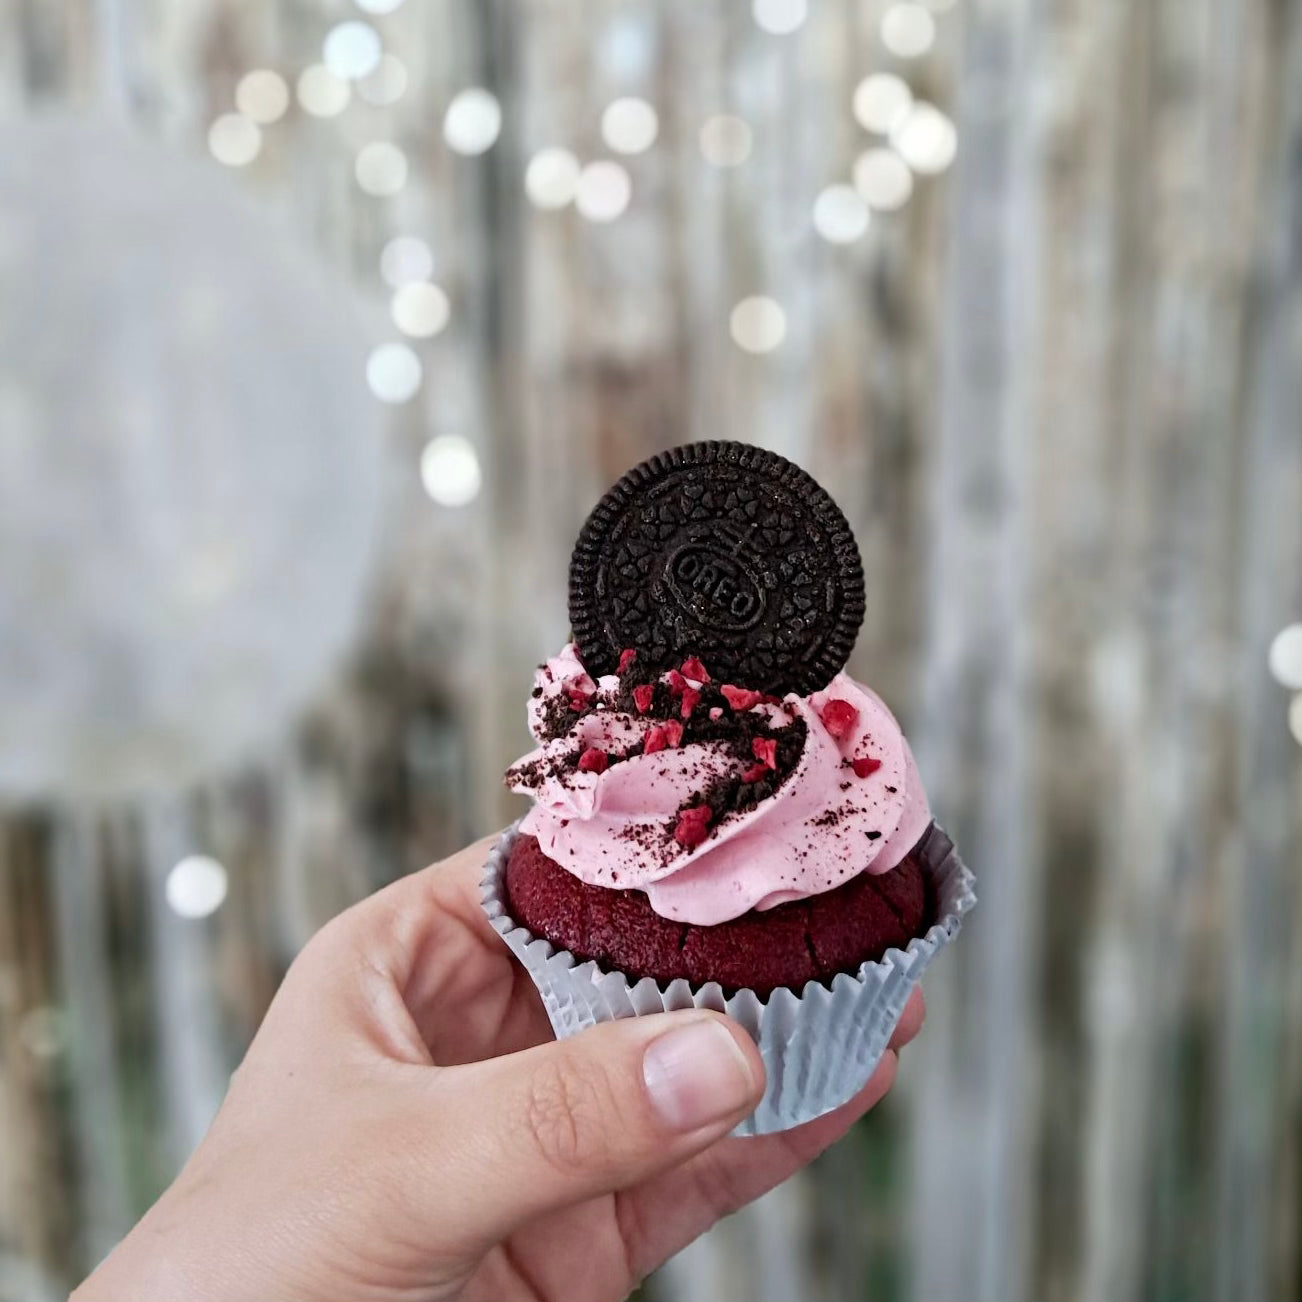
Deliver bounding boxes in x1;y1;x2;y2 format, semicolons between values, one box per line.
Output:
481;822;976;1136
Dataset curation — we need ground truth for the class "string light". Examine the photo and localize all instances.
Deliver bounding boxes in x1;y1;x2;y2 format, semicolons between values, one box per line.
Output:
881;3;937;58
853;73;913;134
421;436;482;506
813;185;870;243
391;282;450;338
297;64;351;117
753;0;808;35
236;70;290;124
357;54;408;106
699;115;753;167
323;21;383;81
165;856;228;920
601;98;659;154
366;343;423;403
575;161;632;222
1269;624;1302;689
525;148;581;209
380;235;434;287
208;114;261;167
891;101;957;173
853;147;914;210
355;141;408;195
730;296;786;353
443;89;502;155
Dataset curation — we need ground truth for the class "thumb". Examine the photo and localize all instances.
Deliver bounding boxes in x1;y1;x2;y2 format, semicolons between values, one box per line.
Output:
409;1010;765;1246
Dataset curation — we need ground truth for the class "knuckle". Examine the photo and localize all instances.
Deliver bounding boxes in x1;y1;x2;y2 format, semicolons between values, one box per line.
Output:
523;1059;613;1175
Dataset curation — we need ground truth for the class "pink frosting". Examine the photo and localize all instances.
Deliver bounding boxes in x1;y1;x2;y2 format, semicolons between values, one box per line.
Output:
507;646;932;926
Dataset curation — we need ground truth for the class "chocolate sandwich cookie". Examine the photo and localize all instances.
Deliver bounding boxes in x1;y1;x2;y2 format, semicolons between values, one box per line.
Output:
569;441;865;695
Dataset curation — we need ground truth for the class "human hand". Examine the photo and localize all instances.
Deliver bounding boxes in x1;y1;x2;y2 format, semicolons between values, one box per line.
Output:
74;834;925;1302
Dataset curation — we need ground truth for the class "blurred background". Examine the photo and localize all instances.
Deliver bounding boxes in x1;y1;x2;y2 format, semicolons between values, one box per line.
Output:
1;0;1300;1298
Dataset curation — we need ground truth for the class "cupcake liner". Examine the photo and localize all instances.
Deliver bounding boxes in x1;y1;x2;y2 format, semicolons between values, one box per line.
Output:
480;822;976;1136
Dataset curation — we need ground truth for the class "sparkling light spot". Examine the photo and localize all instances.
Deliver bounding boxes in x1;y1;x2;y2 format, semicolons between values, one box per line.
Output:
367;343;422;403
891;101;957;173
699;115;753;167
323;21;383;81
355;141;408;196
1269;624;1302;689
853;73;913;134
575;161;632;222
525;148;581;209
380;235;434;287
853;147;914;210
236;70;290;124
421;436;482;507
881;3;937;57
813;184;870;243
392;282;450;338
730;296;787;354
208;114;261;167
357;54;408;106
753;0;808;35
443;88;502;155
297;64;351;117
1291;695;1302;746
601;97;659;155
165;856;228;920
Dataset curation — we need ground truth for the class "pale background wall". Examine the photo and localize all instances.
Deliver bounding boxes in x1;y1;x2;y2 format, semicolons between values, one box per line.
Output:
0;0;1300;1299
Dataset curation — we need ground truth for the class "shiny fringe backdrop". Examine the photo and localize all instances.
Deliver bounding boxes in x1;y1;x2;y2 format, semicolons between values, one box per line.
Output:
1;1;1300;1300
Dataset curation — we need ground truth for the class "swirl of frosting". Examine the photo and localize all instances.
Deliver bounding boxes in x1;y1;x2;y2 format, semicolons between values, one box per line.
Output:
507;646;931;926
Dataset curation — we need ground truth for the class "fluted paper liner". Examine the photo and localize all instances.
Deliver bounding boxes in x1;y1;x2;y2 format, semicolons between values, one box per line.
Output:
480;822;976;1136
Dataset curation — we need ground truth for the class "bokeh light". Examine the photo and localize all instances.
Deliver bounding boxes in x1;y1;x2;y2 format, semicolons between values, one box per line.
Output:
421;436;483;507
1269;624;1302;689
443;88;502;155
891;101;957;173
730;296;787;353
208;114;261;167
323;21;383;81
853;147;914;210
380;235;434;287
297;64;352;117
236;70;290;125
853;73;913;134
392;282;450;338
355;141;408;196
1291;695;1302;746
699;115;753;167
881;3;937;57
813;185;870;243
525;147;582;209
165;856;229;920
575;161;632;222
367;343;423;403
355;0;407;12
753;0;808;35
601;97;659;154
357;54;408;106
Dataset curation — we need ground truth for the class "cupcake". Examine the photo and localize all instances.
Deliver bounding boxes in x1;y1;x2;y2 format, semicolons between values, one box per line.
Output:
482;441;975;1135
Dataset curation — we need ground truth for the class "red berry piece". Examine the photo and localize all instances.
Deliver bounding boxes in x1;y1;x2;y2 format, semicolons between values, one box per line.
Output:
819;698;860;740
680;656;711;683
617;648;638;674
741;762;769;783
566;689;593;712
664;669;687;696
673;805;712;848
720;685;764;712
662;720;684;748
680;686;701;719
851;757;883;778
709;706;724;721
632;684;655;713
752;737;778;770
578;748;609;774
644;725;669;755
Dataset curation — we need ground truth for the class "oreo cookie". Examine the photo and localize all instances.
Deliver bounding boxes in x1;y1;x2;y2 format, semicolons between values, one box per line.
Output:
569;442;864;694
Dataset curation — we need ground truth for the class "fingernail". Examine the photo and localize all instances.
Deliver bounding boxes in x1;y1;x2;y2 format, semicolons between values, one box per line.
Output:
642;1019;759;1132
